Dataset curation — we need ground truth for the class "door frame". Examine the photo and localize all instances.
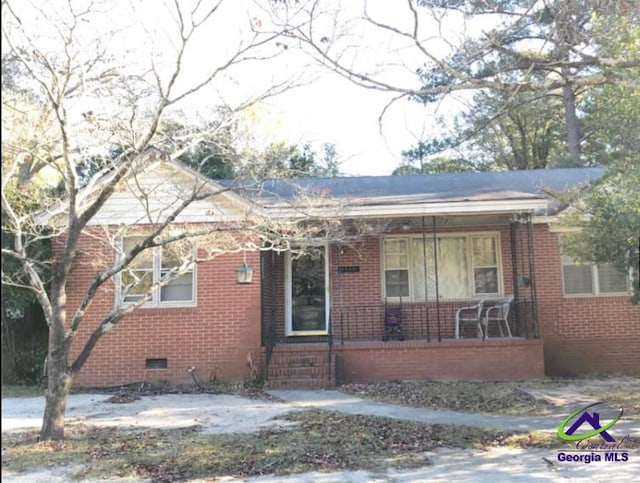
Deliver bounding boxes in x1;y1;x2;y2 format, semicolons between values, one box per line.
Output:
284;244;330;336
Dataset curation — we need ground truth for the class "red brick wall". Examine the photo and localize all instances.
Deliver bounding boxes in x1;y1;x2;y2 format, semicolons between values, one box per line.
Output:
533;226;640;375
62;220;639;388
331;238;382;307
336;339;545;382
64;229;262;387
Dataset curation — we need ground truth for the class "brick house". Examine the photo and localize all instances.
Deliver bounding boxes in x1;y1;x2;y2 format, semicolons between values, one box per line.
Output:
65;161;640;388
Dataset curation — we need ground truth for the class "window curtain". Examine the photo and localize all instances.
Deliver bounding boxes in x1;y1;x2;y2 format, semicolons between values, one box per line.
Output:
411;237;469;300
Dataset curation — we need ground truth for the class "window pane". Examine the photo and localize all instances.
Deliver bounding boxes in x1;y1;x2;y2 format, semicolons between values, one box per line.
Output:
123;237;153;270
563;265;594;294
161;244;184;270
474;267;499;294
385;270;409;298
437;237;469;299
410;239;434;300
161;272;194;301
385;254;408;268
159;243;194;302
597;265;628;293
122;269;153;302
384;239;408;268
473;237;497;266
410;237;470;299
385;239;407;253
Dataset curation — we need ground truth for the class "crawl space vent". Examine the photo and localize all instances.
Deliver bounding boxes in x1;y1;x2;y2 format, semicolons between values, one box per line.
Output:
145;358;168;370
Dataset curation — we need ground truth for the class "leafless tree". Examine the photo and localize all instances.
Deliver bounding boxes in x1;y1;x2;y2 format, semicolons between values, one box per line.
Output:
266;0;640;161
1;0;352;441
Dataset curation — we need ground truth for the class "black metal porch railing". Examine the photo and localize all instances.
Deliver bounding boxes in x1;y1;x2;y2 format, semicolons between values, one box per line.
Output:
262;299;537;346
331;299;538;344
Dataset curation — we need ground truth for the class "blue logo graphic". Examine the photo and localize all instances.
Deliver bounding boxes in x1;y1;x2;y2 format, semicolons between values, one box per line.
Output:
558;402;624;442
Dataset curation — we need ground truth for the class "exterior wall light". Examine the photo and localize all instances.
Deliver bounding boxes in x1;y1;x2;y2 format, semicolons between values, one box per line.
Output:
517;275;532;287
236;262;255;284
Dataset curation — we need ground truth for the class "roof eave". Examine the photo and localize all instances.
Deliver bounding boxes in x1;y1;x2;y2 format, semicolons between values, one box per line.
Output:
264;198;550;220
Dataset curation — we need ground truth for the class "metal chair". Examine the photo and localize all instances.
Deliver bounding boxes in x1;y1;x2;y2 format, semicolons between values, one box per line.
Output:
482;294;514;339
455;299;486;339
382;299;404;342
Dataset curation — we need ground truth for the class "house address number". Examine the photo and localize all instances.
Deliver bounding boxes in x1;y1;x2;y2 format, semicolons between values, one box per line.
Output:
337;266;360;273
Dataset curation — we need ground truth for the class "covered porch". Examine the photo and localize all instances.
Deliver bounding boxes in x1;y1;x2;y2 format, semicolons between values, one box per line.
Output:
259;212;544;387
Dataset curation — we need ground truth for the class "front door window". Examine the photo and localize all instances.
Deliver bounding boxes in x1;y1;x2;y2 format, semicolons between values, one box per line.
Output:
286;246;329;335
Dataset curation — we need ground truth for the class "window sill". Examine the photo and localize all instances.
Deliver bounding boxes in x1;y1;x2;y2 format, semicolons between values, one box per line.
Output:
118;301;197;309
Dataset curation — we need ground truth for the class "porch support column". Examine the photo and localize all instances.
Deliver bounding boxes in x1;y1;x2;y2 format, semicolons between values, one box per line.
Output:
509;218;521;335
270;250;276;340
421;216;431;343
525;214;540;338
432;216;442;342
263;249;278;379
327;244;336;383
510;214;540;339
338;245;345;345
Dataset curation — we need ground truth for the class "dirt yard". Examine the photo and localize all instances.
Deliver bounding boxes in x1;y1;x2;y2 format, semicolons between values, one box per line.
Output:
2;377;639;482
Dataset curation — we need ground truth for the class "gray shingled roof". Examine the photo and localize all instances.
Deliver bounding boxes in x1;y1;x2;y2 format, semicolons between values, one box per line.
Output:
227;167;604;212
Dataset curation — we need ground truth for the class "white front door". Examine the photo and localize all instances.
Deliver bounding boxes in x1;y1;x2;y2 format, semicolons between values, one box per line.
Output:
285;246;330;336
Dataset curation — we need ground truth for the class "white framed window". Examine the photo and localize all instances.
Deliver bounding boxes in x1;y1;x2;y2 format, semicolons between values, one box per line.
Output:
472;236;499;295
119;237;196;307
382;233;502;300
562;254;629;296
383;239;409;298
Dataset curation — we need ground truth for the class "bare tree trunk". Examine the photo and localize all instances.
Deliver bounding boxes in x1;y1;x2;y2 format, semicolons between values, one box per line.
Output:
40;354;73;441
562;74;582;161
39;293;73;441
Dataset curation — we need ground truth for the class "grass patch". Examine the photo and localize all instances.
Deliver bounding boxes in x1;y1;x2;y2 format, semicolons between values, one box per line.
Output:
2;410;510;481
2;384;42;398
340;380;555;416
76;380;275;401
